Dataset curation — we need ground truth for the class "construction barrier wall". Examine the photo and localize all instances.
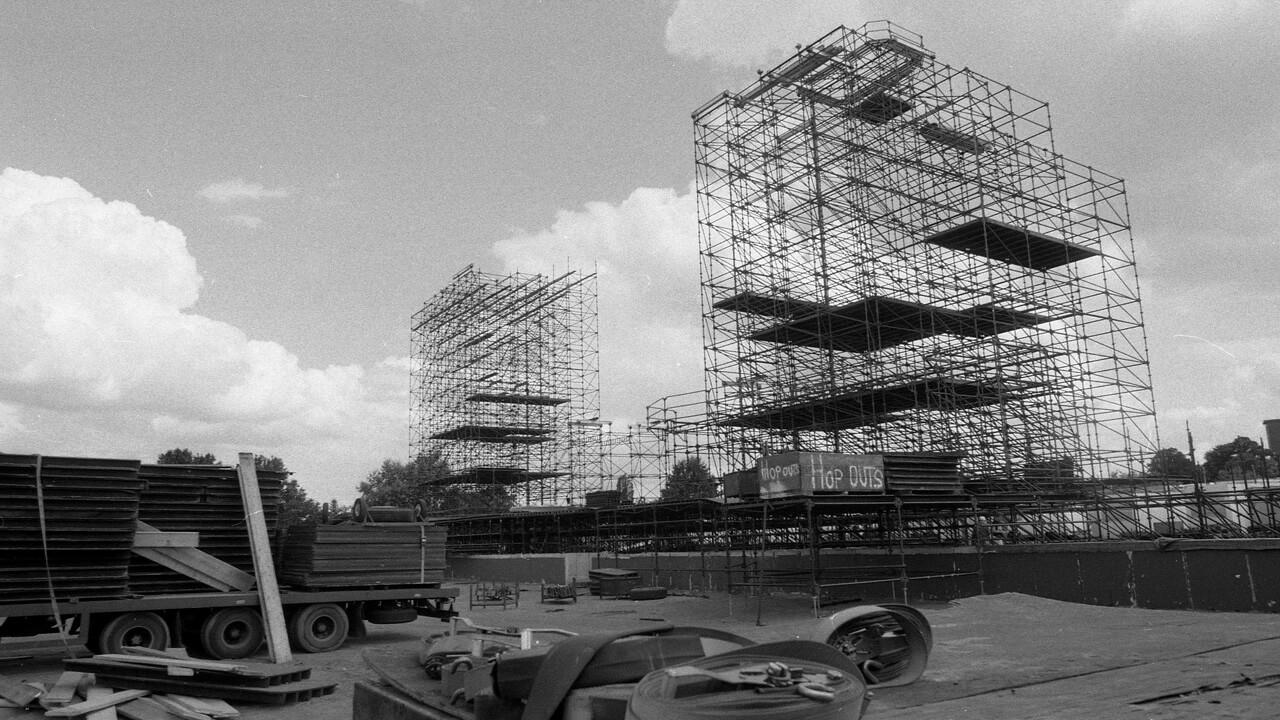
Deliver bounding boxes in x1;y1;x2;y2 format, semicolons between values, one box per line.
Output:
446;552;593;586
458;539;1280;612
979;539;1280;612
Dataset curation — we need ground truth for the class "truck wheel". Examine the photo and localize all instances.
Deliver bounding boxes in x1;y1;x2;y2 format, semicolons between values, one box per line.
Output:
200;608;265;660
97;612;169;654
288;603;349;653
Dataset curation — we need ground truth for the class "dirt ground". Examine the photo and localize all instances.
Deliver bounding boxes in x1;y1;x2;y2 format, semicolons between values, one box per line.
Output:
6;587;1280;719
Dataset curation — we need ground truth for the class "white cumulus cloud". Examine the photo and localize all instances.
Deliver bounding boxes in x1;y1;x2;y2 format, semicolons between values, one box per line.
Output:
199;178;291;203
0;168;407;503
491;186;705;427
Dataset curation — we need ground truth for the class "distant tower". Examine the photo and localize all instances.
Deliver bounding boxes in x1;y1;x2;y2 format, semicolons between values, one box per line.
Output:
411;266;601;506
693;21;1158;492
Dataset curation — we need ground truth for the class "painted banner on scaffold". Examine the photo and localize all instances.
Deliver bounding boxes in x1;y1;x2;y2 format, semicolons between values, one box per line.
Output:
758;451;886;498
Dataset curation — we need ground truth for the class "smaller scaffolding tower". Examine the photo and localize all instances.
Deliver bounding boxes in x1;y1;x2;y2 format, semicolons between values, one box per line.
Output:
411;266;601;506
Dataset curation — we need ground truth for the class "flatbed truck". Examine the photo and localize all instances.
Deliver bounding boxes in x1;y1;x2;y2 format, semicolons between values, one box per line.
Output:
0;583;458;660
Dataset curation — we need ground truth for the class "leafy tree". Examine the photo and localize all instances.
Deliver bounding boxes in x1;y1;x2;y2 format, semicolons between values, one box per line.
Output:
1203;437;1277;483
155;450;318;533
277;477;323;531
660;457;717;502
615;474;635;505
255;455;287;472
421;484;515;516
357;453;450;507
1145;448;1197;480
157;448;219;464
322;498;355;524
358;452;513;516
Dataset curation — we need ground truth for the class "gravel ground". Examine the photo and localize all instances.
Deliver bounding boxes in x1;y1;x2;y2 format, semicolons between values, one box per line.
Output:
6;587;1280;719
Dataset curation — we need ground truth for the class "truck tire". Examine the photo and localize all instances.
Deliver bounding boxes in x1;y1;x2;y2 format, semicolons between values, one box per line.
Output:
97;612;169;654
200;608;265;660
288;603;349;653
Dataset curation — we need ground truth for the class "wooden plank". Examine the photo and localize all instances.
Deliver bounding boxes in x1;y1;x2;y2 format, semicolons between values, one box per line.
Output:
85;687;120;720
127;548;249;591
39;671;89;709
149;694;214;720
92;654;251;674
0;673;41;707
44;689;150;718
123;646;191;660
59;674;336;705
64;657;312;686
166;694;240;719
115;696;177;720
132;531;200;548
131;521;254;592
238;453;292;664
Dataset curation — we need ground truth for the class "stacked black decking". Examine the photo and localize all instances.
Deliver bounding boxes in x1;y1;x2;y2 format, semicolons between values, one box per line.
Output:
126;464;283;595
883;452;966;495
277;523;447;588
0;453;145;603
587;567;641;597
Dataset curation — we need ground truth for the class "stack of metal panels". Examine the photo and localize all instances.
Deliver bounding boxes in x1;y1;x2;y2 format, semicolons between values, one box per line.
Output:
126;464;284;594
277;523;447;588
588;567;641;597
883;453;965;494
0;453;145;603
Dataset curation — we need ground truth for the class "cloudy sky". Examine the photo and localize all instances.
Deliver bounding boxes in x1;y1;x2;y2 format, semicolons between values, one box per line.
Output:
3;1;1278;503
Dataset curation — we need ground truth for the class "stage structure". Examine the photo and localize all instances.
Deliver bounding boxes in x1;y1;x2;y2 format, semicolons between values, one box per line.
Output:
411;265;602;506
693;21;1159;494
601;391;724;503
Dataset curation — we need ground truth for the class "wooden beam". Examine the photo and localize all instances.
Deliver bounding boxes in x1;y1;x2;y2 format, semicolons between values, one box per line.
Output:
165;695;240;719
132;522;254;592
129;548;253;592
84;688;120;720
132;531;200;548
115;696;178;720
0;673;41;708
38;671;89;709
148;694;214;720
238;453;292;663
44;690;150;718
91;655;250;675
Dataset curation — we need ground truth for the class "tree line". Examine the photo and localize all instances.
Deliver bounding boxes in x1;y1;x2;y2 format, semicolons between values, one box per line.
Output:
154;447;720;531
1143;436;1278;484
166;431;1277;532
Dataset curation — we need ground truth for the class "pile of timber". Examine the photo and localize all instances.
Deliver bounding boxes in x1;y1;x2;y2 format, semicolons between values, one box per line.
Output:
62;652;336;706
588;567;641;597
126;464;284;595
0;650;335;715
2;666;247;717
0;454;145;603
277;522;447;588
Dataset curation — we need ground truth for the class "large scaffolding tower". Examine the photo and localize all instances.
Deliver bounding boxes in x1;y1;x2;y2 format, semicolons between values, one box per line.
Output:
693;21;1158;493
411;265;601;506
